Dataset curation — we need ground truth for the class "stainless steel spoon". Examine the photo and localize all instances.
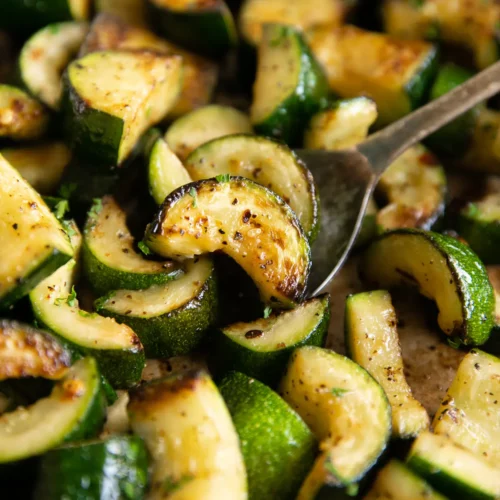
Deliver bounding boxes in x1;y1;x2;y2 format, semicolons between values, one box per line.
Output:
298;60;500;296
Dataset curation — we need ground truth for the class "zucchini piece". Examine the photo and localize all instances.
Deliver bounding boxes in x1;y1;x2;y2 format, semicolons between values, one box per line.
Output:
364;459;447;500
0;142;71;194
0;154;73;310
184;134;319;240
165;105;252;161
83;196;182;295
345;290;429;439
62;50;183;166
361;229;495;346
456;191;500;264
280;346;391;497
305;24;438;126
146;0;237;58
251;23;329;145
304;97;378;150
376;144;446;232
34;436;148;500
0;85;49;141
148;138;192;205
20;22;88;110
407;431;500;500
433;349;500;468
128;370;247;499
219;371;317;500
213;295;330;385
96;257;217;358
0;357;106;463
0;320;71;381
144;177;311;307
95;0;148;26
355;197;378;249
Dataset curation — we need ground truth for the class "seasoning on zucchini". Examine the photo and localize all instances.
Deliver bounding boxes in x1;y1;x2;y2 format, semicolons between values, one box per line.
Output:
145;0;237;58
19;22;89;110
280;346;391;498
62;50;183;166
376;144;446;232
34;436;149;500
251;23;329;145
128;370;247;499
304;97;378;151
361;229;495;346
345;290;429;439
306;24;438;126
213;295;330;385
144;177;311;308
184;134;319;240
407;431;500;500
165;105;253;161
0;85;49;141
219;371;317;500
0;154;73;311
0;357;106;463
96;257;217;359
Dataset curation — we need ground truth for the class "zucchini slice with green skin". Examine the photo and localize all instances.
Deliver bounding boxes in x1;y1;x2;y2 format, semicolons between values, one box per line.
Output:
96;257;217;359
165;105;253;161
433;349;500;468
83;196;183;295
280;346;391;498
148;138;192;205
304;97;378;151
184;134;319;241
0;357;106;463
345;290;429;439
361;229;495;346
456;192;500;265
1;142;71;195
213;295;330;385
0;154;74;310
251;23;329;146
34;436;149;500
0;85;49;141
144;177;311;307
20;22;88;110
62;50;183;166
128;370;247;499
376;144;446;232
364;459;447;500
0;320;71;381
407;431;500;500
146;0;237;58
219;371;317;500
306;24;438;126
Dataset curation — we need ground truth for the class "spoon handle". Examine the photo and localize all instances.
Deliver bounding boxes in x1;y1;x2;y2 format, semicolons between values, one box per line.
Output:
358;60;500;175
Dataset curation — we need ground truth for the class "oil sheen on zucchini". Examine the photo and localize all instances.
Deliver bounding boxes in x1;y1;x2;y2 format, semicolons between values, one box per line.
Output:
280;346;391;498
345;290;429;439
219;371;317;500
62;50;183;166
0;154;74;310
251;23;329;145
184;134;319;241
128;370;247;499
144;177;311;307
96;257;217;359
0;357;106;463
214;295;330;385
306;24;438;126
362;229;495;346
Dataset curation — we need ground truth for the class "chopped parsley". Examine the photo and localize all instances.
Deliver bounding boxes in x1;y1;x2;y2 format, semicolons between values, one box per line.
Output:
138;241;152;256
54;199;69;220
215;173;231;183
55;286;77;307
89;198;103;218
189;187;197;207
331;388;350;397
263;306;272;319
58;182;77;199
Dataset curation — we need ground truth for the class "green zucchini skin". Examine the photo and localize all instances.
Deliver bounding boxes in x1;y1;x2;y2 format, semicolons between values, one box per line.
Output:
212;295;330;386
34;436;149;500
219;371;317;500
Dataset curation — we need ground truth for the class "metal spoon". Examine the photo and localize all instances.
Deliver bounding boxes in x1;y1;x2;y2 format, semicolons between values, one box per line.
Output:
298;60;500;296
